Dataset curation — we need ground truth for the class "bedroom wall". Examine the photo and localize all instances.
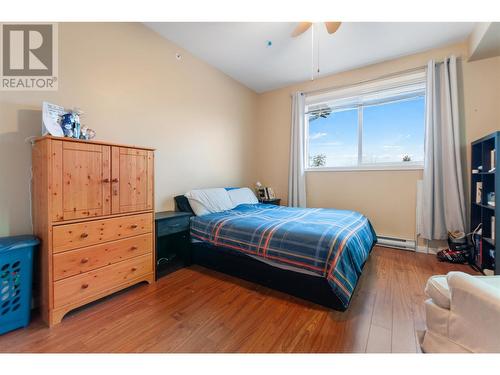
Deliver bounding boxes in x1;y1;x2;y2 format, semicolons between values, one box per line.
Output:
254;41;500;240
0;22;258;236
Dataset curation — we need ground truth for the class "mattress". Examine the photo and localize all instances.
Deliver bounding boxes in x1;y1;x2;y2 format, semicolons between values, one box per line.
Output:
190;203;377;309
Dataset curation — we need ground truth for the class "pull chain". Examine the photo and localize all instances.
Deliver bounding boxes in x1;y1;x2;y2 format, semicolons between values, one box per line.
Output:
317;25;320;77
311;23;314;81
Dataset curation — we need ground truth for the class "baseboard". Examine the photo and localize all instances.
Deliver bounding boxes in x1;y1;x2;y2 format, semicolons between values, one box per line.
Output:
377;235;416;251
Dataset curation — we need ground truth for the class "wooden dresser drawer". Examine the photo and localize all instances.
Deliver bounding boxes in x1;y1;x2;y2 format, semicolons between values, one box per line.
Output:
53;213;153;253
53;253;153;308
53;234;152;281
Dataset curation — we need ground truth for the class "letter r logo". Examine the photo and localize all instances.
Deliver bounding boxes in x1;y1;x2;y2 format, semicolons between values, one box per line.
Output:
2;24;53;76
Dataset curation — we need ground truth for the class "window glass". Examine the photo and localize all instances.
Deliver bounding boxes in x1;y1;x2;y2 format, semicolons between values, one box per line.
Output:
307;107;358;168
362;96;425;165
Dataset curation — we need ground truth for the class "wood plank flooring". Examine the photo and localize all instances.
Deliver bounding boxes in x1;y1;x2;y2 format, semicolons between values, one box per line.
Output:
0;246;476;353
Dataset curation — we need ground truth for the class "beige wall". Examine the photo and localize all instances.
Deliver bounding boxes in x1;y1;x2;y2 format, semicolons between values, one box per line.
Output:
254;42;500;239
0;23;258;236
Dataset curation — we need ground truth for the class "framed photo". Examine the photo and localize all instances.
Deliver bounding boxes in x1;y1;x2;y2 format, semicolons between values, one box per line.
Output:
257;188;267;200
266;187;275;199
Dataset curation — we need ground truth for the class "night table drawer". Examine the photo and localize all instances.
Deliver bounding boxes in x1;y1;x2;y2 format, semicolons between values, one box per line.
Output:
156;215;191;236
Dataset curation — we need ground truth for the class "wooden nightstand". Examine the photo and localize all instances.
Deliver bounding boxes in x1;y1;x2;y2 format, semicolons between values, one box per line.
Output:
259;198;281;206
155;211;193;279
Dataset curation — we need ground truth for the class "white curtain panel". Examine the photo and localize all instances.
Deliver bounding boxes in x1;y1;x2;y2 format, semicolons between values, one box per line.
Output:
288;92;307;208
421;56;467;240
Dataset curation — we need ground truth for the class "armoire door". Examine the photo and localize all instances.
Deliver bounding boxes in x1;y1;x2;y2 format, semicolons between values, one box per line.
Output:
51;140;111;221
111;147;154;214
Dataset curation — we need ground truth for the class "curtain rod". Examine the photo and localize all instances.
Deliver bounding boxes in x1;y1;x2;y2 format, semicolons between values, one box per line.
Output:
293;56;460;98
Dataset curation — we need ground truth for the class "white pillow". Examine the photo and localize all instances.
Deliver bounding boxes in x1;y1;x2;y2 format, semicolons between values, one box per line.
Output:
184;188;235;216
228;187;259;206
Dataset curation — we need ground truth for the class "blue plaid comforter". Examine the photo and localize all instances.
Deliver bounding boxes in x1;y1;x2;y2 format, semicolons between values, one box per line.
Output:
190;204;377;308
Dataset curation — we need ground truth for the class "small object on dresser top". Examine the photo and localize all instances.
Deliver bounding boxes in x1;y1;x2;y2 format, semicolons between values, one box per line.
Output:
59;108;96;140
73;111;81;139
42;101;65;136
61;113;74;137
80;126;96;140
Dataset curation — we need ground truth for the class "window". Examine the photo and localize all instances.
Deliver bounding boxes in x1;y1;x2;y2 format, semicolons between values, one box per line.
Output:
305;71;426;170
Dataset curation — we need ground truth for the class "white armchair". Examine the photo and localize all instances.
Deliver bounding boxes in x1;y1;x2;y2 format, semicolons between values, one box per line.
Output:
421;271;500;353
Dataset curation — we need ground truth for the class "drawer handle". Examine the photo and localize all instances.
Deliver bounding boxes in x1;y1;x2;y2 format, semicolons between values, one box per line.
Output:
80;258;89;264
158;255;177;264
130;224;138;229
81;283;89;289
130;246;138;251
80;232;89;238
131;267;137;272
112;178;119;183
102;178;110;183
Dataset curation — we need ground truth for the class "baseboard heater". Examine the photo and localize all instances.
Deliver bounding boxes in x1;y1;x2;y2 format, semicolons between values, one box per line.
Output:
377;235;416;251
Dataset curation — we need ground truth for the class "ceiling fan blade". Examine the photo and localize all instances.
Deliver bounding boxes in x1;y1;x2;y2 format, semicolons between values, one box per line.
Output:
291;22;312;37
325;22;341;34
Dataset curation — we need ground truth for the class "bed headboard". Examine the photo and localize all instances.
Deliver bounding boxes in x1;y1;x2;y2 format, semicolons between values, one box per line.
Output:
174;195;195;215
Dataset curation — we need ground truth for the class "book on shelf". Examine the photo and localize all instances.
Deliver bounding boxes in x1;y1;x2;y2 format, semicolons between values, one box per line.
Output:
473;226;482;266
476;181;483;204
490;149;496;172
492;216;496;242
479;238;483;266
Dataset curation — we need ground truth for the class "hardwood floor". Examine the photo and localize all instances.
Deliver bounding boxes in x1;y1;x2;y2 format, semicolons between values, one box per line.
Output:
0;246;475;353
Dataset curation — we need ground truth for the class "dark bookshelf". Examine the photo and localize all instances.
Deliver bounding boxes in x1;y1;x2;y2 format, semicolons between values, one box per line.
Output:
471;131;499;275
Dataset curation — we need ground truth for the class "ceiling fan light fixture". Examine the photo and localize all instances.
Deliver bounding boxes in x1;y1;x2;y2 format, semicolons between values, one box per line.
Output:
291;21;342;37
325;22;342;34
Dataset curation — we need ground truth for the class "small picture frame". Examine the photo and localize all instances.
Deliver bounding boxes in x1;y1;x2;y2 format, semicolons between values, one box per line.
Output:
257;188;267;200
266;187;275;199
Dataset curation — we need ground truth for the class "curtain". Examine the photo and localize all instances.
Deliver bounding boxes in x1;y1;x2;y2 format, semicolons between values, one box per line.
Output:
288;92;307;208
421;56;466;240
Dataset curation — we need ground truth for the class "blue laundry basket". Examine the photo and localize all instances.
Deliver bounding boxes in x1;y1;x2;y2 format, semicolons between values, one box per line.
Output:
0;235;39;335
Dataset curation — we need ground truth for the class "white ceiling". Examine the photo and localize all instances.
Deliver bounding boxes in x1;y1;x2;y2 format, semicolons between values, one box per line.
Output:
145;22;476;93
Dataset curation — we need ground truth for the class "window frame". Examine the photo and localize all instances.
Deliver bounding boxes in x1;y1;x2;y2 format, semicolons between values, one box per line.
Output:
304;72;426;172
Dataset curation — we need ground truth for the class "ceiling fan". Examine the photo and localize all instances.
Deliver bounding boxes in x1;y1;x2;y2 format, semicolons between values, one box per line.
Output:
290;22;342;80
291;22;341;37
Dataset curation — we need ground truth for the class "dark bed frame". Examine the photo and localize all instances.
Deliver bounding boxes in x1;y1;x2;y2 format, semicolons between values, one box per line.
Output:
174;195;369;311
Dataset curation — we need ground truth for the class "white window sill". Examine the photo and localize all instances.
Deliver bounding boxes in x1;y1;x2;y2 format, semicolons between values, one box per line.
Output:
305;164;424;172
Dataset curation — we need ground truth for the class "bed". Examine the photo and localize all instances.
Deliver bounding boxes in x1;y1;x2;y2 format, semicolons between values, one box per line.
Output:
174;195;377;311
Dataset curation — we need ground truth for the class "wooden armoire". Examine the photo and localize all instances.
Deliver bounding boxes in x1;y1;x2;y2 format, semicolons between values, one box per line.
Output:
32;136;155;326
